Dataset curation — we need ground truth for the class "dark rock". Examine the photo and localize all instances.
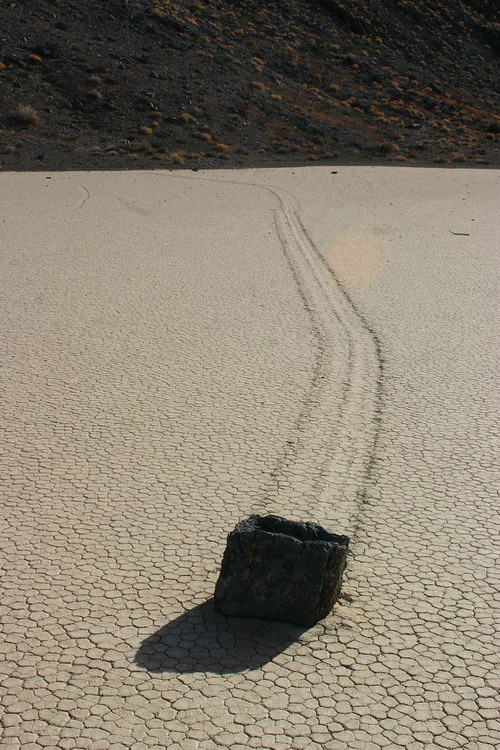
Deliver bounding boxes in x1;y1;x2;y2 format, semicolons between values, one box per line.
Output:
160;15;187;35
342;54;359;67
30;42;59;58
214;515;349;627
430;82;445;95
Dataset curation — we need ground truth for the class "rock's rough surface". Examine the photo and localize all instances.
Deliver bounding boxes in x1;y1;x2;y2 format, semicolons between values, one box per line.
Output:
214;515;349;626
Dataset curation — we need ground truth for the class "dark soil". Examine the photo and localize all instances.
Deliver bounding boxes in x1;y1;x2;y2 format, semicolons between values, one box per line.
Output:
1;0;499;171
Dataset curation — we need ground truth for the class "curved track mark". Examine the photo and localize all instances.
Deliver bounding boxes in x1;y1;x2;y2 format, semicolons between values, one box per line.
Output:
168;173;382;534
75;182;91;210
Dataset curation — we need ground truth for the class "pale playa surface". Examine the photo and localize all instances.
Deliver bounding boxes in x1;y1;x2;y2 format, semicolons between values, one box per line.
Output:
0;167;498;750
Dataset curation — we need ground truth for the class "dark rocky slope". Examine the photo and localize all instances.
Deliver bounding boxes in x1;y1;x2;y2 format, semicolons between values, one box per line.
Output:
1;0;498;170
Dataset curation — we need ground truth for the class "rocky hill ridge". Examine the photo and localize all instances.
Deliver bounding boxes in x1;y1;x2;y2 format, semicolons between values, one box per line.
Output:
0;0;498;169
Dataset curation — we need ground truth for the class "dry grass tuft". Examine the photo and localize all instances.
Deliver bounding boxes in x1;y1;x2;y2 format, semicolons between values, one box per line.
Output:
170;150;186;165
129;137;152;152
375;141;395;155
14;105;40;126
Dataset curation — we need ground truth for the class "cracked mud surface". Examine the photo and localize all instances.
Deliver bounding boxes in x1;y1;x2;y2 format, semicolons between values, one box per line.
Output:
1;167;499;749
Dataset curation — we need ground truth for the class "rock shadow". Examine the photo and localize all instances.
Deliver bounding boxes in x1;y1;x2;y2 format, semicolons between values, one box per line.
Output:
134;598;306;674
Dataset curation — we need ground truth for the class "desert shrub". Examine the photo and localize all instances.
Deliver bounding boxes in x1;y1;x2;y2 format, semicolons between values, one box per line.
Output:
14;105;39;126
129;138;152;152
170;151;186;165
375;141;394;155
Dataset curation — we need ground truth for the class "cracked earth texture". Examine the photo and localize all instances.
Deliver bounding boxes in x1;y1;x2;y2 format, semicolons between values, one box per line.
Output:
0;167;498;749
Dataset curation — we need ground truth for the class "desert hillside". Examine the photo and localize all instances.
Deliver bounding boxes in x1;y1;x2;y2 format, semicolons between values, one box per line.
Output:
0;0;498;170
